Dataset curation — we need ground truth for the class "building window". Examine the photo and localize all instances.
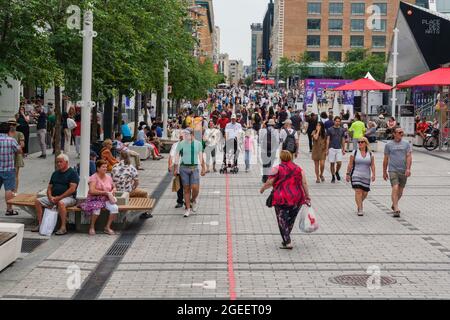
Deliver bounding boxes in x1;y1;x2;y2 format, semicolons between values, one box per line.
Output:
329;19;343;31
307;2;321;14
373;3;387;15
329;35;342;47
415;0;429;8
328;51;342;62
351;3;365;15
306;51;321;61
329;3;343;15
307;19;321;31
373;19;386;32
350;35;364;48
307;35;321;47
351;19;365;31
372;35;386;48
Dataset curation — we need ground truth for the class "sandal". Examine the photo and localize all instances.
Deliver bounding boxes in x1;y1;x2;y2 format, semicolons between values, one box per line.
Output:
5;210;19;216
316;179;321;183
103;229;116;235
55;229;67;236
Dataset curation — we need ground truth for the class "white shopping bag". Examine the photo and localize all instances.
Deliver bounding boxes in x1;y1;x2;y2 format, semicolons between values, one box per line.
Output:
39;207;58;236
299;205;319;233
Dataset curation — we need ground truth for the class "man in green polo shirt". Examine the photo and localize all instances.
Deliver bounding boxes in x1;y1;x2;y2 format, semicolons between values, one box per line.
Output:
349;113;366;150
174;128;206;217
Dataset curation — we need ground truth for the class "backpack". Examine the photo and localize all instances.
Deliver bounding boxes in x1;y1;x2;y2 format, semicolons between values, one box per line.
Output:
282;129;297;153
253;113;261;124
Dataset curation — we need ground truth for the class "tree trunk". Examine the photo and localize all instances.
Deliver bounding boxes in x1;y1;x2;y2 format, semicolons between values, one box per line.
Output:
54;85;62;169
143;93;149;124
133;90;140;140
103;96;114;140
117;92;123;134
156;90;162;119
91;104;98;143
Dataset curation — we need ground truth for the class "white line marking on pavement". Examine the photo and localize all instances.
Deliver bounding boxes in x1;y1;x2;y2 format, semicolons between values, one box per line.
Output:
179;280;216;290
191;221;219;226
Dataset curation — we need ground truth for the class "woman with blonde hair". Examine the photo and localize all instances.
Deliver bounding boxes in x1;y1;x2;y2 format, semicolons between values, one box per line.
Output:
260;150;311;249
100;139;119;171
346;137;375;216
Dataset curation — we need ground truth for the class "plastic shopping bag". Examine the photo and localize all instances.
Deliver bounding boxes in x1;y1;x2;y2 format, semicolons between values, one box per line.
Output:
39;207;58;236
299;205;319;233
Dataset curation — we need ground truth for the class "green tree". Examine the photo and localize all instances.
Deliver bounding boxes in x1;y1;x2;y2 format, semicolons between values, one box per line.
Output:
343;49;387;80
244;76;253;87
297;51;311;79
323;57;339;79
277;57;294;82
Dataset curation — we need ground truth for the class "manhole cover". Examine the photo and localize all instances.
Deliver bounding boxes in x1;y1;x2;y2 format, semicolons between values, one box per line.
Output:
21;238;47;253
329;274;397;287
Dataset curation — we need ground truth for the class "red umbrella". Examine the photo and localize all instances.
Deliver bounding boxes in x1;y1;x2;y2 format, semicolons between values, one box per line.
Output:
332;78;393;91
263;79;275;86
397;67;450;88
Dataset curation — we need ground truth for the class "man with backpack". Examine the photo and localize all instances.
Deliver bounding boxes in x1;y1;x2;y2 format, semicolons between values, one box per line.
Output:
259;119;279;183
279;119;299;158
252;107;262;134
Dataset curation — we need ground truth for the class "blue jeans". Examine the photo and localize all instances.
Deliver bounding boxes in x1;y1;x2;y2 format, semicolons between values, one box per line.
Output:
245;150;250;170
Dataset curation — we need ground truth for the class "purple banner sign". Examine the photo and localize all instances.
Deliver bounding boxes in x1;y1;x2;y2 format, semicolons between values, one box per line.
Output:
304;79;353;104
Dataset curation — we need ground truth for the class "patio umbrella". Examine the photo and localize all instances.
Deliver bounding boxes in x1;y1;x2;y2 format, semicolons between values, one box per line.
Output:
332;78;393;91
332;93;340;116
397;67;450;88
263;79;275;86
254;79;263;84
333;78;392;115
311;92;319;115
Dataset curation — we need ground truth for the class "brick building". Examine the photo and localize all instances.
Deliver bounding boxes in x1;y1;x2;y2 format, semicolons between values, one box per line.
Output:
270;0;424;71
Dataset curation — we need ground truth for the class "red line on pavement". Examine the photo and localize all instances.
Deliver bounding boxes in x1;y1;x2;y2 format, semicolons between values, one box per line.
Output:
225;173;237;300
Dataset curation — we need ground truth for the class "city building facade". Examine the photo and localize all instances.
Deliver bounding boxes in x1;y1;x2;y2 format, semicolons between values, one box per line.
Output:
251;23;264;75
269;0;427;70
229;60;244;85
219;53;230;84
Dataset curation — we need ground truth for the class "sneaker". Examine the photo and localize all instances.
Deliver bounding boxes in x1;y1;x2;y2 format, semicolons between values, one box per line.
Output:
335;172;341;181
175;203;183;208
357;209;364;216
191;201;198;213
184;209;191;217
31;225;40;232
331;176;336;183
393;211;400;218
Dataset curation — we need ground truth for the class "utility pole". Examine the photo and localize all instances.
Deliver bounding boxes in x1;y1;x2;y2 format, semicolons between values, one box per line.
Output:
162;59;170;139
77;10;96;198
391;28;399;118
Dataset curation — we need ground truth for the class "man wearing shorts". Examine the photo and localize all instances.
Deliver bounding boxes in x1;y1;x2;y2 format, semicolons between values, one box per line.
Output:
33;153;79;235
174;128;206;217
326;117;346;183
383;127;412;217
0;122;22;216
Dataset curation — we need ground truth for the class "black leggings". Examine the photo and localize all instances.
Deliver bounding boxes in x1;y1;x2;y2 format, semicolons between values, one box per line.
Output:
307;132;313;151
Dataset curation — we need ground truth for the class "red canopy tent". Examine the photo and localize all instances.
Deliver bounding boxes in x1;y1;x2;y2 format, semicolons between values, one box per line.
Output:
333;78;393;91
333;78;392;116
254;78;275;86
397;67;450;88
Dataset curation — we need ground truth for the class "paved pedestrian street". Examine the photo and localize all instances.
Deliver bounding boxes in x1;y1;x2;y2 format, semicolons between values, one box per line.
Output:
1;137;450;300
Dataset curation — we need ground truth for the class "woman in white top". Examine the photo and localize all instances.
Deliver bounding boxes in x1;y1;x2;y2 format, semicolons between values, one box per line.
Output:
203;121;221;173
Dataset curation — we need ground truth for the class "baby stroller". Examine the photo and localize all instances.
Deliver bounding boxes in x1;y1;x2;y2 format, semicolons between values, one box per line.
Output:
220;137;240;174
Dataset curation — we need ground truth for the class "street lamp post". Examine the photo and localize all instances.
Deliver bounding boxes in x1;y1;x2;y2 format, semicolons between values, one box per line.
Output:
391;28;399;118
162;59;169;139
77;10;97;198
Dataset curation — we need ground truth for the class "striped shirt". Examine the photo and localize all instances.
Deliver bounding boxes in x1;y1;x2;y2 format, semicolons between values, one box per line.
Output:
0;134;20;172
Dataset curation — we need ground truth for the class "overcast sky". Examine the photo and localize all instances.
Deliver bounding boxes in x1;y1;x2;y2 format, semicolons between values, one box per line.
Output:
214;0;269;65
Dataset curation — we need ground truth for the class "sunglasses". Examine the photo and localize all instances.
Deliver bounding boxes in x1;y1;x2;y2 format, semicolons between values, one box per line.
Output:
396;132;404;135
358;141;365;144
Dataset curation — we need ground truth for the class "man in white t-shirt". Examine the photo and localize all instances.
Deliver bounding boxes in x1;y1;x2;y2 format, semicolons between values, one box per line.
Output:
169;135;184;208
224;114;243;167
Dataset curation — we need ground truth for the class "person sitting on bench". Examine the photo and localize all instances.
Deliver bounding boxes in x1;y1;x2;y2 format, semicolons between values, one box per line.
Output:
100;139;119;171
33;153;79;235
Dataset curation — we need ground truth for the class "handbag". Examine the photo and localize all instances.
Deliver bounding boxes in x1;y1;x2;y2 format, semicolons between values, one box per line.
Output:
265;190;274;208
172;175;181;192
67;118;77;130
299;205;319;233
39;207;58;236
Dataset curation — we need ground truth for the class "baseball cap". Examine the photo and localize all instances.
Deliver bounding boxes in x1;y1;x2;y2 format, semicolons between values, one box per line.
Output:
283;119;292;125
183;128;193;135
231;114;237;119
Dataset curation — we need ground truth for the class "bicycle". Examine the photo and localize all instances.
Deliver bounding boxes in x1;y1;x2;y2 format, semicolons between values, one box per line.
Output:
423;128;449;151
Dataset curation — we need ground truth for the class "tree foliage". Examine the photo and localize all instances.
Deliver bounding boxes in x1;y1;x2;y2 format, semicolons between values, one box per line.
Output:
343;49;387;81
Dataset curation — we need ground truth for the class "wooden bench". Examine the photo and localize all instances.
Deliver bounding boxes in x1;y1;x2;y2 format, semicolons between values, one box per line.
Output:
7;194;156;232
